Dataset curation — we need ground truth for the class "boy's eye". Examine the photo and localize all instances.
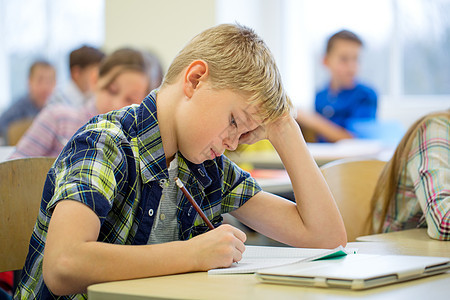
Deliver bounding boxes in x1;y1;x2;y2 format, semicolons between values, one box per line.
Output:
230;115;238;128
107;84;119;95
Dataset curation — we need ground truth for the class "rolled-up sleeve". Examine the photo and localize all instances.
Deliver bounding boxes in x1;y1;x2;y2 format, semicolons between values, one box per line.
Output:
49;123;127;222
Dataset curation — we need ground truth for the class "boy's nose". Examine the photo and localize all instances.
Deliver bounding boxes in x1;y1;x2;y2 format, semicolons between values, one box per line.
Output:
224;136;239;151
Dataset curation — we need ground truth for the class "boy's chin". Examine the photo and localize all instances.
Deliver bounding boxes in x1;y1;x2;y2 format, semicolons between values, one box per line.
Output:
179;151;210;164
341;79;356;88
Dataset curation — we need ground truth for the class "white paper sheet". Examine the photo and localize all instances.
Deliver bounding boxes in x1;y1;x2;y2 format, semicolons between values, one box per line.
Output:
208;245;356;275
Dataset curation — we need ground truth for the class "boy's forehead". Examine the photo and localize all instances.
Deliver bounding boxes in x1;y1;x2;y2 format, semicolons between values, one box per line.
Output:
31;66;55;78
213;87;264;125
237;101;264;126
328;39;361;54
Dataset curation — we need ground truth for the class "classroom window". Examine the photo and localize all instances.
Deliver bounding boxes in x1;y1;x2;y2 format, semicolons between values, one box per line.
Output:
0;0;104;111
400;0;450;95
216;0;450;124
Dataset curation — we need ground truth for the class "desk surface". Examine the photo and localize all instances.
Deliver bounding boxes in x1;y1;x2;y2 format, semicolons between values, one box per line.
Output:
227;140;394;168
356;229;450;257
88;271;449;300
251;169;292;194
88;229;450;300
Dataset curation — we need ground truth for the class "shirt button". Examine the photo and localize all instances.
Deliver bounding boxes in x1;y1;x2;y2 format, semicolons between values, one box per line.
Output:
159;179;167;188
160;213;166;221
148;209;154;217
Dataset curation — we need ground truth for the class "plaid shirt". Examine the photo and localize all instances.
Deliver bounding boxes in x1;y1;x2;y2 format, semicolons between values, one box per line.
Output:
15;90;261;299
373;115;450;240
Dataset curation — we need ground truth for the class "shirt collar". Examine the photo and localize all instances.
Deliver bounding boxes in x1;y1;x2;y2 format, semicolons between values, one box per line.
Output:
136;90;213;188
326;80;358;94
179;154;213;188
137;90;169;183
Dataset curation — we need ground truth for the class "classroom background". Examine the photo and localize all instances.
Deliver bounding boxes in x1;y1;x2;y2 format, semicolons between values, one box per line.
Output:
0;0;449;133
1;1;449;298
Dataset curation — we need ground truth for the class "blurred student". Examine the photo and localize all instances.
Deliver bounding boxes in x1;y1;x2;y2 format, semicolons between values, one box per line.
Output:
0;61;56;144
370;110;449;240
11;48;163;159
47;45;105;107
297;30;377;142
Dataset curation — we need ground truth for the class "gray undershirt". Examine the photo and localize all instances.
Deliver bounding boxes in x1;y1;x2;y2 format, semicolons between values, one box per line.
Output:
148;155;180;244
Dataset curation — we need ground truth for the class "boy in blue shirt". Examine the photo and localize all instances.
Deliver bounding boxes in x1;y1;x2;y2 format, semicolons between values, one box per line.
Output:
16;24;346;299
297;30;377;142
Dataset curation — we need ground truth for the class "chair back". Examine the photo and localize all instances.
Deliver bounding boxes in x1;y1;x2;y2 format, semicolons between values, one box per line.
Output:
7;118;34;146
0;157;55;272
321;159;386;242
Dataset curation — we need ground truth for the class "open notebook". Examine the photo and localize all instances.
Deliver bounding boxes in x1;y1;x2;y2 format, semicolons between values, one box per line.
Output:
208;245;355;275
256;254;450;290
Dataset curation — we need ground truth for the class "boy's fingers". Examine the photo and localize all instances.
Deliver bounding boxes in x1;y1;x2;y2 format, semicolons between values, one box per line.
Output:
231;226;247;243
238;125;266;145
233;246;244;263
235;239;246;254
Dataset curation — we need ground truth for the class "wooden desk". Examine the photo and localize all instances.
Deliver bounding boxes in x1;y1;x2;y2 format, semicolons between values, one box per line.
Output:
356;229;450;257
226;140;394;168
251;169;292;195
307;140;393;166
255;176;293;194
88;230;450;300
88;271;449;300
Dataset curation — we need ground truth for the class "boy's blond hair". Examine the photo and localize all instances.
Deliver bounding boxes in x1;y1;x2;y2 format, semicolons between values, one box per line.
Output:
162;24;292;122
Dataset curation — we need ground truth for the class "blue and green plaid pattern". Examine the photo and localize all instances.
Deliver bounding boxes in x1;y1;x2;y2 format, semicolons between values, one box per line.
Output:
15;90;261;299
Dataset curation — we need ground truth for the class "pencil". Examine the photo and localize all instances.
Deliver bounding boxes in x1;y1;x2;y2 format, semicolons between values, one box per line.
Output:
175;177;215;230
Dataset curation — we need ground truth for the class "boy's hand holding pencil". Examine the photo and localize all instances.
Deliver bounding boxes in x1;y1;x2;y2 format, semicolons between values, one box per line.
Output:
186;224;246;270
175;177;246;269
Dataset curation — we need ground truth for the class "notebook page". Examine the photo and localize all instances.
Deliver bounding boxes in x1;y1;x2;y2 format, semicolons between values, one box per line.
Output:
208;245;354;275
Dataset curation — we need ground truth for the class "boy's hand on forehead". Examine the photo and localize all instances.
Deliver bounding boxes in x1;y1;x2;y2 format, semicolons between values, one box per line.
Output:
187;224;246;271
237;125;266;145
238;113;295;145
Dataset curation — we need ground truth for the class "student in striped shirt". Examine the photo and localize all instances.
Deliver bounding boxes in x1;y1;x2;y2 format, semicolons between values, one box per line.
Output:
371;110;450;240
10;48;162;159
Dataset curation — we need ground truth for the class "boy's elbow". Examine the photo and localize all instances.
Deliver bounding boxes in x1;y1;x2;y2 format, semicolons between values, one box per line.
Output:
336;230;348;247
321;226;347;248
322;229;347;248
43;253;79;296
292;227;347;249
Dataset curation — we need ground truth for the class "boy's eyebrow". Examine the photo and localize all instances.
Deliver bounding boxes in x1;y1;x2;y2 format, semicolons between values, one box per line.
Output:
240;109;258;131
242;109;252;125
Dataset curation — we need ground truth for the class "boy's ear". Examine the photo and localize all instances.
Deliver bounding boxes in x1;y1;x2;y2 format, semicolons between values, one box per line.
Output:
71;66;81;82
183;60;209;98
322;55;329;68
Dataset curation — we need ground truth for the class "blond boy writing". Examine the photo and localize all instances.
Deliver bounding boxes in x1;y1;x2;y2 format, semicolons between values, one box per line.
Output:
16;24;346;299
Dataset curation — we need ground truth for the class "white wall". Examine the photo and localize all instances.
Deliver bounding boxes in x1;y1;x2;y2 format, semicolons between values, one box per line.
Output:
104;0;449;130
104;0;216;72
0;0;10;112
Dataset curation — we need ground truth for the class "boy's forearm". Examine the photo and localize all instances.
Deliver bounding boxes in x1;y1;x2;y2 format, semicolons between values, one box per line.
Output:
46;239;195;295
296;109;353;142
44;200;245;296
269;117;347;246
